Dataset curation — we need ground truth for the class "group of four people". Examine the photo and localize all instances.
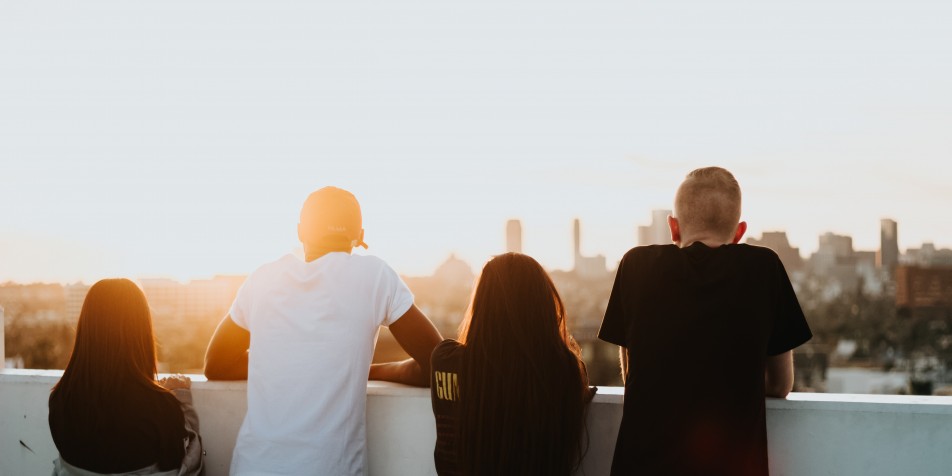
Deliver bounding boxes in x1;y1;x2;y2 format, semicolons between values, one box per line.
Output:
48;166;811;476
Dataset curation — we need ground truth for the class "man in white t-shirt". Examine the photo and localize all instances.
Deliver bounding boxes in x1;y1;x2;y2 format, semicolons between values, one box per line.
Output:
204;186;443;476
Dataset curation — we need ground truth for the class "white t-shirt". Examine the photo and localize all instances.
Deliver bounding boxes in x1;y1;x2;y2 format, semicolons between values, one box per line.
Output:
228;252;414;476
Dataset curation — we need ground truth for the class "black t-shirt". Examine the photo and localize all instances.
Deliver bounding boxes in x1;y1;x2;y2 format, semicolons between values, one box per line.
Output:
49;383;187;473
598;243;812;476
430;339;465;476
431;339;598;476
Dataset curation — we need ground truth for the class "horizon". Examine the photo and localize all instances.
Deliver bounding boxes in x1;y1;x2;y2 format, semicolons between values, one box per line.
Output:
2;0;951;283
0;220;943;286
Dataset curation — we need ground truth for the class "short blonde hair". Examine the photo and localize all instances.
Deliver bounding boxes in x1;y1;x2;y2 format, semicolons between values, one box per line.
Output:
674;167;742;239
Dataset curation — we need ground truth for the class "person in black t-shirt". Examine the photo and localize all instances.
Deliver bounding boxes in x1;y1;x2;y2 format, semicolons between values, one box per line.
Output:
430;252;595;476
598;167;812;476
48;278;203;475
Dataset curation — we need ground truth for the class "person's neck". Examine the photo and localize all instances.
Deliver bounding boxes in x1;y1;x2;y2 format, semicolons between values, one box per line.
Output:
303;246;352;262
678;235;732;249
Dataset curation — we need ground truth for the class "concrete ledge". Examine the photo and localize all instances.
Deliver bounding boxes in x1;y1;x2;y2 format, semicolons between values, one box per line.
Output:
2;369;952;475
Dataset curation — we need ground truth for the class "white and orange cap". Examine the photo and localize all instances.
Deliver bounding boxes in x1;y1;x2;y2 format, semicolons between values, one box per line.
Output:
299;186;369;249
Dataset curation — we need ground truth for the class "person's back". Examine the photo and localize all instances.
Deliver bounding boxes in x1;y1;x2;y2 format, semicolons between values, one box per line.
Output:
50;382;185;474
228;252;413;473
598;167;812;476
48;279;202;476
429;253;593;476
204;186;442;476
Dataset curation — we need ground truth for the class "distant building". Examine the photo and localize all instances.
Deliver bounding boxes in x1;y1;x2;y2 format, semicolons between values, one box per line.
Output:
433;254;475;289
574;219;581;260
573;219;607;280
808;233;861;299
819;232;854;258
811;232;855;275
854;251;885;295
638;209;672;246
895;265;952;309
402;254;475;331
902;243;952;268
0;283;68;322
505;219;522;254
746;231;804;271
139;276;244;322
64;282;90;322
878;219;899;274
183;276;245;319
805;229;892;298
139;278;186;318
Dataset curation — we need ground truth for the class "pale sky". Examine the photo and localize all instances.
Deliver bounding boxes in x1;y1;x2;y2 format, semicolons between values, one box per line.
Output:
2;0;951;283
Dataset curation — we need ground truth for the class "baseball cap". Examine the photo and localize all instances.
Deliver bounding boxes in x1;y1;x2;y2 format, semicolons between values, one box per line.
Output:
299;186;369;249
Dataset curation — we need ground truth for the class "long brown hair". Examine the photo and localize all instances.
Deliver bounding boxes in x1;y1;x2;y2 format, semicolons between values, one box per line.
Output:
456;253;588;476
51;278;163;402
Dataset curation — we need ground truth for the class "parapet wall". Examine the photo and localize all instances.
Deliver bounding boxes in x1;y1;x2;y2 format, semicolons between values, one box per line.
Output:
2;369;951;475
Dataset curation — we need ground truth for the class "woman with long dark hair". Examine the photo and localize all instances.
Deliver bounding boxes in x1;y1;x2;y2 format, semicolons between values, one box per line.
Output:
430;253;594;476
49;278;203;475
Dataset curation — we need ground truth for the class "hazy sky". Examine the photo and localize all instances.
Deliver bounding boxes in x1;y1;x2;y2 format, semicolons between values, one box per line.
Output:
2;0;951;283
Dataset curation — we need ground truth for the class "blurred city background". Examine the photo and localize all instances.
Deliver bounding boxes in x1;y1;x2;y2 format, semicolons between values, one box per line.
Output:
4;214;951;394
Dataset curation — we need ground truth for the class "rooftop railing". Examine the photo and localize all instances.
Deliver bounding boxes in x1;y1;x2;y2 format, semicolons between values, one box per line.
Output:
2;369;951;475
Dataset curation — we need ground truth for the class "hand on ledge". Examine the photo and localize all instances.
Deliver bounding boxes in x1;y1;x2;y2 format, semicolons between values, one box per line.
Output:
159;374;192;390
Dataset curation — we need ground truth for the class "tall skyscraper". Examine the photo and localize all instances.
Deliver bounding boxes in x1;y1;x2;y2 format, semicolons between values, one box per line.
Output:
573;218;582;264
638;209;672;246
506;219;522;254
879;218;899;273
572;218;607;279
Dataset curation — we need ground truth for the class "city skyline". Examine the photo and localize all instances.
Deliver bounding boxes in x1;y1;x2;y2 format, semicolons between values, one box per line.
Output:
1;215;948;285
3;0;951;283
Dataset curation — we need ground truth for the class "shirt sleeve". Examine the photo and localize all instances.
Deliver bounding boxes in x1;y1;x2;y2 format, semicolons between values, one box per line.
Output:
379;262;415;327
598;251;632;348
228;274;254;330
766;255;813;356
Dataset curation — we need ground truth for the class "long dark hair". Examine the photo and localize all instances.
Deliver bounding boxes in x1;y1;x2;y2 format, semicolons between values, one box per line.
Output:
51;278;164;403
456;253;589;476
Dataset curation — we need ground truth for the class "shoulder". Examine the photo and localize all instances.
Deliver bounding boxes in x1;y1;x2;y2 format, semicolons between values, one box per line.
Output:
431;339;464;364
152;387;186;419
259;253;301;273
731;243;783;266
243;254;297;285
122;385;185;426
325;255;406;293
324;253;396;275
735;242;778;257
625;244;680;259
347;253;392;270
158;387;184;406
620;244;680;268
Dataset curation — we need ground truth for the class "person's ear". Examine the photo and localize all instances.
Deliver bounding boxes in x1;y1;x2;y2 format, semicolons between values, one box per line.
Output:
668;215;681;245
732;221;748;244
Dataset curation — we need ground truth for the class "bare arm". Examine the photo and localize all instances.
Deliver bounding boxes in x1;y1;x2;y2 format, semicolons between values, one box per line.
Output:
204;315;250;380
369;305;443;387
765;350;794;398
619;347;629;385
